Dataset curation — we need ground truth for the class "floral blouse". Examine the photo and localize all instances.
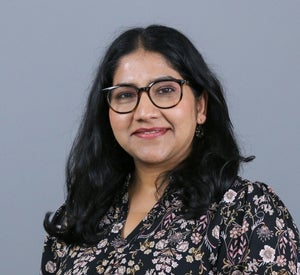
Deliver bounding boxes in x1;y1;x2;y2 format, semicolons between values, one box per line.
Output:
41;178;300;274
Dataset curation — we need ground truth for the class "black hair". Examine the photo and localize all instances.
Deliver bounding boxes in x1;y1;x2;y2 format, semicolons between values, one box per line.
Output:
44;25;253;244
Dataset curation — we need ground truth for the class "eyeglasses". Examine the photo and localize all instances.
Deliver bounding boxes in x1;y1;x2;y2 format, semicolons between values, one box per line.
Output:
102;78;188;114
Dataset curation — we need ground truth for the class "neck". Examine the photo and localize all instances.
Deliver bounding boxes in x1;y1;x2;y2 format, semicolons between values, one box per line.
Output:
130;164;169;199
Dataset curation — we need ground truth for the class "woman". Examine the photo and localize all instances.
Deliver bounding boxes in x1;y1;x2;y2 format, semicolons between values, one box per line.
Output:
41;25;300;274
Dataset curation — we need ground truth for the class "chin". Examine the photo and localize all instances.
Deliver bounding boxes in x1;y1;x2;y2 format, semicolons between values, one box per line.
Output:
135;155;168;164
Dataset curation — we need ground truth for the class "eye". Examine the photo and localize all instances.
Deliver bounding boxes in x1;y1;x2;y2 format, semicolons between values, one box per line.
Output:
152;81;179;96
116;91;135;99
157;86;176;94
111;87;137;102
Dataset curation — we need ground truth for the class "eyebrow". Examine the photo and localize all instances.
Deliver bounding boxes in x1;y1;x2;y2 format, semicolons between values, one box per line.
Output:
114;75;178;87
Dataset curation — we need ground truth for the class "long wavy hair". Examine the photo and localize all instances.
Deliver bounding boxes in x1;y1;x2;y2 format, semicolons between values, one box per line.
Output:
44;25;252;244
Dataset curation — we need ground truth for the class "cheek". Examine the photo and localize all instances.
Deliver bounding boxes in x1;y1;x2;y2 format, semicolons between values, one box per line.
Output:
173;105;198;135
173;101;198;124
109;111;130;137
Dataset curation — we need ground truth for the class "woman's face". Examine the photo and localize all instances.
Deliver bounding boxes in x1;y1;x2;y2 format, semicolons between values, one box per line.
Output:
109;49;207;171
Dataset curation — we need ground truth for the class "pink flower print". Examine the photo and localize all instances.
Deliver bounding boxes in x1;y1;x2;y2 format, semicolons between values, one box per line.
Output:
276;255;287;267
45;261;56;273
259;245;275;263
191;232;202;244
224;189;237;203
230;226;241;239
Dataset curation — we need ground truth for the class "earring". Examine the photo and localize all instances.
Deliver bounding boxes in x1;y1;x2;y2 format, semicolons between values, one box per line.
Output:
195;124;204;138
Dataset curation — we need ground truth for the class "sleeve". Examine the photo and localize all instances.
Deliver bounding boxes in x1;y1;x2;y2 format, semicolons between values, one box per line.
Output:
40;235;64;274
217;181;300;274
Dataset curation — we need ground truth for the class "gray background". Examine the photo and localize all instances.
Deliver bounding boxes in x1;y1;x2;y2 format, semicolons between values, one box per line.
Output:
0;1;299;274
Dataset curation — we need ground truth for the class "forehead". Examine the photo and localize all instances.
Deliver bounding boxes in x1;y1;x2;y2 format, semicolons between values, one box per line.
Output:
113;49;182;85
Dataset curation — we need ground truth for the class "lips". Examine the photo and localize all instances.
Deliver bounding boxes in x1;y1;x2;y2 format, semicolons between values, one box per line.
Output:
132;127;169;138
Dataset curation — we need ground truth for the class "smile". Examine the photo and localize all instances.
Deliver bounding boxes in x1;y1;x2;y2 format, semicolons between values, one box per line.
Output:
132;128;169;138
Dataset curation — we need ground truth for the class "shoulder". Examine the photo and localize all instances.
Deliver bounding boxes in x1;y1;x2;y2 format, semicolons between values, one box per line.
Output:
225;177;274;199
221;177;287;210
219;177;298;224
215;178;300;272
40;234;69;274
42;234;68;253
216;177;300;247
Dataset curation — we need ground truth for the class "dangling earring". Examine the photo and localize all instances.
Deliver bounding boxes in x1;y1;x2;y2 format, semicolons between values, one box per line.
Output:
195;124;204;138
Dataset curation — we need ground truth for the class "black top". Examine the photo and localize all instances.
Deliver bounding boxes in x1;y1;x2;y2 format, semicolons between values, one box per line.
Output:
41;178;300;274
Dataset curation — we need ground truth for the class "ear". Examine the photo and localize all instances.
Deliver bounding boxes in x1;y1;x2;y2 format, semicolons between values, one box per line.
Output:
196;91;208;124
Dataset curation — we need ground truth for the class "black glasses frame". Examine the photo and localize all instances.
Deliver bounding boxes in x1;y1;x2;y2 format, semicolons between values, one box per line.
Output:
102;78;188;114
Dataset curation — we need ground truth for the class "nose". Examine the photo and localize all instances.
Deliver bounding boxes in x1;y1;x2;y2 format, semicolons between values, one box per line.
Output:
133;91;160;120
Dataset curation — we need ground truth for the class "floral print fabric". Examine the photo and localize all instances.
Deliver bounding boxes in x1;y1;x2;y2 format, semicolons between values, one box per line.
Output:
41;178;300;274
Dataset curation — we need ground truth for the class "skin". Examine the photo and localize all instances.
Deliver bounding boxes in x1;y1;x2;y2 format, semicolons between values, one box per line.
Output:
109;49;207;238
